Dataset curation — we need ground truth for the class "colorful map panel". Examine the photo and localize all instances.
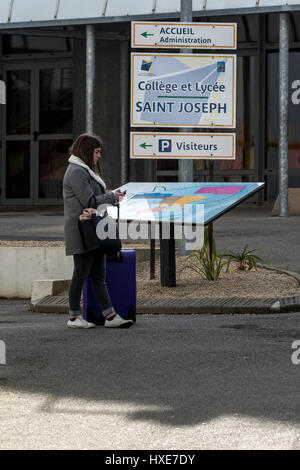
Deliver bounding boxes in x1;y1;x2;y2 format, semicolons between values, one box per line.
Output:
108;182;264;225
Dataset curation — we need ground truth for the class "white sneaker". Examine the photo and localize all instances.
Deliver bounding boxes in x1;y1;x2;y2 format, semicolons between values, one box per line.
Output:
104;314;133;328
67;315;95;329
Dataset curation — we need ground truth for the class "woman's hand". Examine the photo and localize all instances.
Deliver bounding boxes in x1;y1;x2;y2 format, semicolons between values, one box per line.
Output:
79;208;97;221
114;189;127;202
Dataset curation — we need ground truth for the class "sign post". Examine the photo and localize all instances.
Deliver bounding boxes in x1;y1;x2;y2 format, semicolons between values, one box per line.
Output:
179;0;194;260
130;16;237;286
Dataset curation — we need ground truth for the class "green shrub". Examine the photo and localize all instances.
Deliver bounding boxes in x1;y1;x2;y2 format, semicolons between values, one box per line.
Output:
180;227;226;281
221;245;268;271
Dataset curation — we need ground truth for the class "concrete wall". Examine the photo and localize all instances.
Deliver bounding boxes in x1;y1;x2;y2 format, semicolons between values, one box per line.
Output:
0;247;73;298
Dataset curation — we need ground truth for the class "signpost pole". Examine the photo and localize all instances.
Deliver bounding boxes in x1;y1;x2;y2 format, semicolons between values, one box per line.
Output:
208;160;214;261
179;0;193;184
161;0;194;282
209;160;214;182
178;0;194;257
279;13;289;217
86;24;96;134
120;39;129;185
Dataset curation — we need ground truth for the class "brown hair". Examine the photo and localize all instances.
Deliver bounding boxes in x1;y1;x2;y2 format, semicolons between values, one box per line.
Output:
69;133;104;178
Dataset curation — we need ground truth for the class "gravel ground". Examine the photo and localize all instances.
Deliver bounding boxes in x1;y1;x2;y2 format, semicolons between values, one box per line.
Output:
0;240;151;248
136;258;300;299
0;240;65;247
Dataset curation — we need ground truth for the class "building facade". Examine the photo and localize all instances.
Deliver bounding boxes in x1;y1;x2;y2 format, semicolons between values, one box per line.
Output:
0;0;299;205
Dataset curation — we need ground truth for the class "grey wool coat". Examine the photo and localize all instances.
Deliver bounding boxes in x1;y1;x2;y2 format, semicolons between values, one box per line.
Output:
63;163;116;256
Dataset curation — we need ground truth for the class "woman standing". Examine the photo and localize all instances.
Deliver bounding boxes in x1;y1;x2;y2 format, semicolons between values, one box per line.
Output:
63;133;133;329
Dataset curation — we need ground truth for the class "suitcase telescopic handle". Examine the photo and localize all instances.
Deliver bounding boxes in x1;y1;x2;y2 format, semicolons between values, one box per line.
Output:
114;201;120;229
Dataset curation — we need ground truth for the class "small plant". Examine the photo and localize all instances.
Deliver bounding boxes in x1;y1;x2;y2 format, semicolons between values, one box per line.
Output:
180;227;226;281
221;245;268;272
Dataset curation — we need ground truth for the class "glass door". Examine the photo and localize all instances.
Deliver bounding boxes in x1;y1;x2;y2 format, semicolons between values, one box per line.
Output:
2;64;34;203
35;63;73;203
1;61;73;204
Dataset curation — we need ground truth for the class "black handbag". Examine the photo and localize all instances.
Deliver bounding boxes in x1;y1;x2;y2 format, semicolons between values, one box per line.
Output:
78;203;122;255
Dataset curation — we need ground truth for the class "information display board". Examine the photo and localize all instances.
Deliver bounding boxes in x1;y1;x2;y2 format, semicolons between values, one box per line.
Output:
109;182;264;225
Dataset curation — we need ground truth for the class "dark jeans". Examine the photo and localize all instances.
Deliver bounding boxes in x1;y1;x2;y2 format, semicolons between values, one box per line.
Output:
69;249;115;318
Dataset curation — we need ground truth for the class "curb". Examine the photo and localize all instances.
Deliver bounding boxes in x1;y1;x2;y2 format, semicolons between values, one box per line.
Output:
29;295;300;315
257;263;300;313
270;297;300;313
257;262;300;285
136;297;276;315
28;263;300;315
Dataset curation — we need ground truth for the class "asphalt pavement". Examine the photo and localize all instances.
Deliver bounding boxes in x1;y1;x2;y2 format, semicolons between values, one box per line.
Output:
1;300;300;450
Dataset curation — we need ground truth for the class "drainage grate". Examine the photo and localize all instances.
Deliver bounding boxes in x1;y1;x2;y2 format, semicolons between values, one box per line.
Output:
30;296;70;313
136;297;278;314
29;295;294;315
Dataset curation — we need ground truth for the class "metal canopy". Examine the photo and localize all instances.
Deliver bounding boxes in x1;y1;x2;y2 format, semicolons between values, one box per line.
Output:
0;0;300;29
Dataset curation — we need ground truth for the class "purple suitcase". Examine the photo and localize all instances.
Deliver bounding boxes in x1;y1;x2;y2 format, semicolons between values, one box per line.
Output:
83;249;136;325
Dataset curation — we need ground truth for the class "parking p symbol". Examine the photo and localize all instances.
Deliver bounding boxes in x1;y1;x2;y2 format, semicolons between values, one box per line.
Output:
159;139;172;153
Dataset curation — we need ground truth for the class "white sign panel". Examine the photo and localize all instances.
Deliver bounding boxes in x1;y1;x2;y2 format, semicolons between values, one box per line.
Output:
130;132;235;159
131;22;237;49
131;53;236;128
